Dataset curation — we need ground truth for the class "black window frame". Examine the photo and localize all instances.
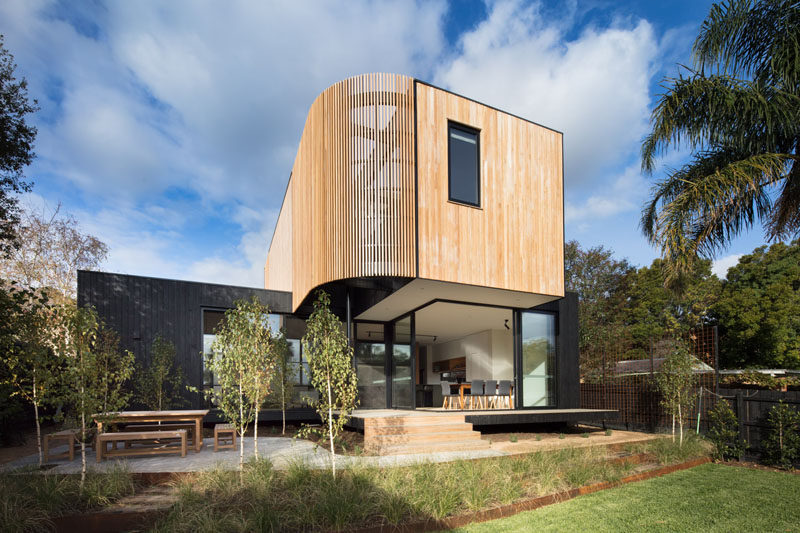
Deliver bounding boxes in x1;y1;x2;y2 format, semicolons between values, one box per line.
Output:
447;121;481;208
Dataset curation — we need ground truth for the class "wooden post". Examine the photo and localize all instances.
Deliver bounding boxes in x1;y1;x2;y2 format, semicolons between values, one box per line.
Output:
736;393;746;444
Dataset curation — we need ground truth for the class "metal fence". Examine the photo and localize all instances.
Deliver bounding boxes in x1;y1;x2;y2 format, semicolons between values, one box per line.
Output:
580;326;719;433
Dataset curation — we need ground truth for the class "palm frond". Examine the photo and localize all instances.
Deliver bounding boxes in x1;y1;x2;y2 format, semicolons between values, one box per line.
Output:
768;159;800;238
642;74;800;172
644;152;794;282
693;0;800;88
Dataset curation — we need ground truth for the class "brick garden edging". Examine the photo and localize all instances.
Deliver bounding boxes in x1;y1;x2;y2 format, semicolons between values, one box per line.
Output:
347;456;712;533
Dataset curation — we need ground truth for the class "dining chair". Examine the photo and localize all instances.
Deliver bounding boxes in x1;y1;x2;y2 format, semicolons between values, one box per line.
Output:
484;380;498;409
497;380;512;409
468;379;485;409
440;381;457;409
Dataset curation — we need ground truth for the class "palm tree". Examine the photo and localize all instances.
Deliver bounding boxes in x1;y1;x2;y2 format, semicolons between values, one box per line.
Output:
641;0;799;286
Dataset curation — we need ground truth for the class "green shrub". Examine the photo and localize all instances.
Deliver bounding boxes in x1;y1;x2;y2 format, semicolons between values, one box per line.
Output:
558;433;565;440
761;401;800;469
581;432;589;439
509;433;518;443
707;399;745;461
605;428;613;436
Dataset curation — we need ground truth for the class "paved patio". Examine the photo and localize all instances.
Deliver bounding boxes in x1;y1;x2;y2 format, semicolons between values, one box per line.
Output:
2;436;504;473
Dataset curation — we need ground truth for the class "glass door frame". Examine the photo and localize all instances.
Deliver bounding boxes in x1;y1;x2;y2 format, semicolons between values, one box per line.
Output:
389;312;415;409
513;309;559;410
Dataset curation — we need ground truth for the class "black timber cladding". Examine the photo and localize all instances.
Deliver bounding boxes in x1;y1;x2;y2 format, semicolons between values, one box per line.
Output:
531;291;580;409
77;271;292;407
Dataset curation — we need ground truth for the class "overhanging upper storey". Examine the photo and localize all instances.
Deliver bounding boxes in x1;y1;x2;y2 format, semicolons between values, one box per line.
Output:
265;73;565;312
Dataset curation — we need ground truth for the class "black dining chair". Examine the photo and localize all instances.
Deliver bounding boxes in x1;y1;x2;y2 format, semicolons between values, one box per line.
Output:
484;380;498;409
497;380;512;409
469;379;485;409
440;381;457;409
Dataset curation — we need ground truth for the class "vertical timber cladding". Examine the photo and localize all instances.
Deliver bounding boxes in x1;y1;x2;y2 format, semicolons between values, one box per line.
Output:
415;83;565;297
264;183;293;293
290;73;417;310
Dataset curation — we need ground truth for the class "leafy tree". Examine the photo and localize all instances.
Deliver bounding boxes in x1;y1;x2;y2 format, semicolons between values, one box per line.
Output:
0;202;108;303
299;291;358;478
0;283;57;466
707;398;745;461
620;258;719;349
0;36;38;255
48;306;133;487
640;0;800;286
267;329;296;435
761;401;800;469
206;297;277;472
92;328;135;414
135;336;186;411
713;240;800;368
656;339;696;446
564;240;634;371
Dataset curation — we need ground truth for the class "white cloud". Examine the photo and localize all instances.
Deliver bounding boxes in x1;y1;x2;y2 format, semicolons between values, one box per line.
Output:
434;0;659;187
1;0;448;287
712;254;743;280
565;162;650;223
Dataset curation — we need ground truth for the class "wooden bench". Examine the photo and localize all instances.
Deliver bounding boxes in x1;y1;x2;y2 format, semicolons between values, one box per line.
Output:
96;430;187;462
214;424;236;452
120;422;196;447
44;429;80;462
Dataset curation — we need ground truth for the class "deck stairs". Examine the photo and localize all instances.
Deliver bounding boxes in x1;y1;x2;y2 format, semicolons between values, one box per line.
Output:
363;413;490;455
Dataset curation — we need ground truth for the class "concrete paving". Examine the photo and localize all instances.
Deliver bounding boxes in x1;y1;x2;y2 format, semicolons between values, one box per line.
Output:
2;436;506;474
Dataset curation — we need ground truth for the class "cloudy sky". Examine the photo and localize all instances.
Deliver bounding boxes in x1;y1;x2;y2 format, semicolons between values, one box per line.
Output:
2;0;768;287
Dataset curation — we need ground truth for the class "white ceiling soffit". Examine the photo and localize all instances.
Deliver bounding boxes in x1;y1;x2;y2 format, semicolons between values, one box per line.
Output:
414;302;513;344
354;278;558;322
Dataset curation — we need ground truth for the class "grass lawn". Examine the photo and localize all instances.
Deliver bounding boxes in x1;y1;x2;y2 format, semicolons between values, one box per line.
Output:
454;463;800;533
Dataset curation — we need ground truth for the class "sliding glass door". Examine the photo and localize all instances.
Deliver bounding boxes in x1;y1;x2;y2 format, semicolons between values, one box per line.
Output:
520;311;556;407
391;315;413;408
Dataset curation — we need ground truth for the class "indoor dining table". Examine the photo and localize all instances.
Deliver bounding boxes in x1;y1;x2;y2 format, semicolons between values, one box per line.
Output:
450;382;514;409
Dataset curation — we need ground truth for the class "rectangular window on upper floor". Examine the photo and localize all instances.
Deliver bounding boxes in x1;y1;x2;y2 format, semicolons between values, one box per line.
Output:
448;122;480;207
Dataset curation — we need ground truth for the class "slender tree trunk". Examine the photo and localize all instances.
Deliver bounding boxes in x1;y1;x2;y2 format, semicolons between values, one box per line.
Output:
80;387;86;489
327;379;335;479
671;412;676;442
33;371;43;467
254;376;260;460
678;403;683;446
281;378;286;435
239;381;244;477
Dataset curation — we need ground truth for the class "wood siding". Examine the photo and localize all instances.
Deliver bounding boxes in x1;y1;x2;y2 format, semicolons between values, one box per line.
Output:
415;83;565;297
77;271;291;408
282;73;417;310
264;183;293;292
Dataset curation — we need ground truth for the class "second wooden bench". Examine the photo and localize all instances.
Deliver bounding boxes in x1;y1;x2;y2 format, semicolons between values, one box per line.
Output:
96;430;187;462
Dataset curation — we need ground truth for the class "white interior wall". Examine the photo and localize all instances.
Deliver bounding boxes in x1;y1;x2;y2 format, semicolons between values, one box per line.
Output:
426;329;513;383
491;329;514;380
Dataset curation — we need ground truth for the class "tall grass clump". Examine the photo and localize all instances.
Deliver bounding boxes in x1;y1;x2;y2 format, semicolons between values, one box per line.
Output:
154;438;712;531
0;464;135;532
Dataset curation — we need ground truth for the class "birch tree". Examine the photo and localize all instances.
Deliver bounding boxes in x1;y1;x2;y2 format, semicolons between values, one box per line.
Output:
268;329;296;435
49;305;133;487
135;336;185;411
300;291;358;478
206;297;276;472
656;339;696;446
0;284;58;467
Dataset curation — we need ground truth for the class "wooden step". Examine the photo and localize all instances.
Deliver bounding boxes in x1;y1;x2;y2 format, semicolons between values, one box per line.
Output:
363;415;466;428
366;422;473;436
367;430;482;445
367;439;492;456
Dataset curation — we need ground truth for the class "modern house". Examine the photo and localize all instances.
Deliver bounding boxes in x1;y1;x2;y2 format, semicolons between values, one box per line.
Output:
79;73;613;430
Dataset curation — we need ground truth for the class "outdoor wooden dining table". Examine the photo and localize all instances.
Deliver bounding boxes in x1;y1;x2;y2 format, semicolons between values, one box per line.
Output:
450;383;514;410
94;410;209;452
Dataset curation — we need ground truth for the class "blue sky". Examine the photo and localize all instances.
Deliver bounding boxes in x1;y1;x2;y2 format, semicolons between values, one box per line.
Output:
1;0;770;287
